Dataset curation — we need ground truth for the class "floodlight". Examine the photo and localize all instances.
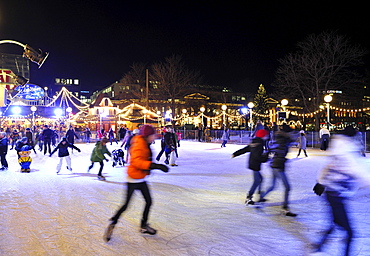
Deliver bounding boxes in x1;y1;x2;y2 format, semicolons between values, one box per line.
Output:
23;44;49;68
12;106;21;115
54;108;63;117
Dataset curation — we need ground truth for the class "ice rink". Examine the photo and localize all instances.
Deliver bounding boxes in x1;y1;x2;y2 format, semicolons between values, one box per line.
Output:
1;139;370;256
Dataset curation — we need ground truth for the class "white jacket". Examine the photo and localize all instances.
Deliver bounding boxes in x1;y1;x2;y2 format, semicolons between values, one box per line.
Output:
318;134;370;197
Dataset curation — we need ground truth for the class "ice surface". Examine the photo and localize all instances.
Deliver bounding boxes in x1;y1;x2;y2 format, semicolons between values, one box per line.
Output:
1;140;370;256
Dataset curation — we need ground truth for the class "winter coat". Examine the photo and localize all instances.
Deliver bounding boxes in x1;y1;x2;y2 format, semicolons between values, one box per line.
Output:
221;129;230;141
127;135;152;179
90;141;111;162
233;137;265;171
318;134;370;198
0;137;9;155
270;131;292;170
297;135;307;150
164;132;176;150
66;129;79;144
42;128;53;141
50;137;80;157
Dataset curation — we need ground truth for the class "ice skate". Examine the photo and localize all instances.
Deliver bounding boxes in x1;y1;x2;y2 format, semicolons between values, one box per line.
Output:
140;224;157;235
98;175;106;181
245;198;255;206
281;208;297;217
104;222;116;242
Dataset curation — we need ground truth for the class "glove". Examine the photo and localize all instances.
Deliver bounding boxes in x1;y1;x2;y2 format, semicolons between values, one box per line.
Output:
149;163;169;173
313;183;325;196
105;159;109;162
78;149;81;152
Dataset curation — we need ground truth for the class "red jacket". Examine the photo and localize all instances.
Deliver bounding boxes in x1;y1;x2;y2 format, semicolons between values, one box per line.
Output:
127;135;152;179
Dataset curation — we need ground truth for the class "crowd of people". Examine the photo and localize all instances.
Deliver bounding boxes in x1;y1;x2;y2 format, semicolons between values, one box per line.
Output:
1;121;369;255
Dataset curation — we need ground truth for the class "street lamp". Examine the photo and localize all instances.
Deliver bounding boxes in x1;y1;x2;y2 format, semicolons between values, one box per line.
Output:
66;107;72;128
241;107;248;128
99;109;107;131
247;102;254;134
143;109;148;124
31;106;37;131
200;107;205;128
324;95;333;128
280;99;289;122
221;105;227;127
156;111;161;127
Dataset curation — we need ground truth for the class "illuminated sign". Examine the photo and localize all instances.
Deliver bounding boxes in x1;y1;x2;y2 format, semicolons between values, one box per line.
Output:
0;69;16;90
15;84;44;100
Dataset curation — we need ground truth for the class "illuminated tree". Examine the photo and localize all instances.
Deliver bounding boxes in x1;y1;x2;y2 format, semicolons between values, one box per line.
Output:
253;84;268;115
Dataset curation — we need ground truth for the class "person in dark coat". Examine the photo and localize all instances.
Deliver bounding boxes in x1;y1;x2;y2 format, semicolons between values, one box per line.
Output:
42;125;54;155
163;127;177;165
66;126;79;145
51;127;59;147
25;128;37;154
155;126;167;161
108;127;118;145
118;126;127;141
259;124;297;217
50;137;81;173
0;132;9;170
10;129;20;150
232;129;269;206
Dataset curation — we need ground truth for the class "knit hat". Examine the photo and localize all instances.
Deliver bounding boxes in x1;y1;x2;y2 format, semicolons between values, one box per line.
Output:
139;125;155;137
255;129;268;138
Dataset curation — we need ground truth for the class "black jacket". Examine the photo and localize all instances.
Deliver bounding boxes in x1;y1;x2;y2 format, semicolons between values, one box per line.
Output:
270;131;292;170
42;128;53;141
66;129;79;144
50;138;80;157
233;137;265;171
0;137;9;155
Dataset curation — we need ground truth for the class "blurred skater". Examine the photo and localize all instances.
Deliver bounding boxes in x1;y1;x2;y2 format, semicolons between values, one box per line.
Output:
221;127;230;148
232;129;269;206
0;132;9;171
259;124;297;217
296;130;308;157
108;127;118;145
312;125;370;256
319;126;330;150
88;137;111;180
105;125;169;241
50;137;81;174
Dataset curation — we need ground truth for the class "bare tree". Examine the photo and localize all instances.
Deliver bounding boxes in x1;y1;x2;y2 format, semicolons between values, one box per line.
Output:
150;55;201;116
273;31;367;129
120;62;148;100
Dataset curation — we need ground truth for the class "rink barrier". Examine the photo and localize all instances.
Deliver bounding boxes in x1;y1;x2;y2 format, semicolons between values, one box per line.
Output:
42;130;368;152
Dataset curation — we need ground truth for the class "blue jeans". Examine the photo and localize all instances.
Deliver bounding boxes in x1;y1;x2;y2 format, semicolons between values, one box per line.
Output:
248;171;263;199
261;168;291;208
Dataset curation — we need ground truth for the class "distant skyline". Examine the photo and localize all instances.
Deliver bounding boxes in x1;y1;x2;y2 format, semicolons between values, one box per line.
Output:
1;1;369;94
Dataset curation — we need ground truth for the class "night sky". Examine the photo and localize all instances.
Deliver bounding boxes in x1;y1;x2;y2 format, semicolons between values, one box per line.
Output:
1;1;369;93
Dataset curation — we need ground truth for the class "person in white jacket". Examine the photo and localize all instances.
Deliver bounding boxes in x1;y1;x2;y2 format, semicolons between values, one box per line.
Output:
312;125;370;256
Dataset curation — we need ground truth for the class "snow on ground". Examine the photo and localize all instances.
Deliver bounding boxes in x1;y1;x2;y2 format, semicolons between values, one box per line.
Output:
1;139;370;256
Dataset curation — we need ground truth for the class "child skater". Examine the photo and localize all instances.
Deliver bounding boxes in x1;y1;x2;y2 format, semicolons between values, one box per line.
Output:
50;137;81;174
296;130;308;157
88;137;111;180
232;129;269;206
104;125;169;242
